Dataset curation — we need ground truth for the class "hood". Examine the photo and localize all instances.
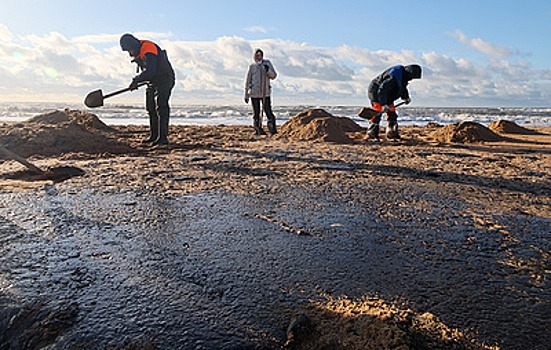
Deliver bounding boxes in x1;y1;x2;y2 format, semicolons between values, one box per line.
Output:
120;34;141;53
404;64;422;80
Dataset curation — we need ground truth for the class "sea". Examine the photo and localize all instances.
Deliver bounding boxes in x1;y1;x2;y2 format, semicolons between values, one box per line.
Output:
1;102;550;127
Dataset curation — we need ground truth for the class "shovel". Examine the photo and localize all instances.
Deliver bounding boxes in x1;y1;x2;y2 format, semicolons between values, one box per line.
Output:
0;145;46;174
84;82;147;108
0;145;85;182
358;101;407;120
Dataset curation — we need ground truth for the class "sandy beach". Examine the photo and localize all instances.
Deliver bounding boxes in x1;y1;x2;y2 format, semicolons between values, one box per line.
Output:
0;109;550;349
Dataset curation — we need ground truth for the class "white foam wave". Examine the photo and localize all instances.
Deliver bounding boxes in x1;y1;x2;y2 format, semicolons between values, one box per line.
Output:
0;102;549;126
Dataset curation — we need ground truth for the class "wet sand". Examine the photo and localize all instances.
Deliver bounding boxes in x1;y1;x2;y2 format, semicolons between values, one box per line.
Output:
1;122;550;349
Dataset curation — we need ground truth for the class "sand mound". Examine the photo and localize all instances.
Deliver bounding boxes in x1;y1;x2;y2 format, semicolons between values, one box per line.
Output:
427;121;503;143
488;120;538;135
28;109;114;132
288;296;496;350
278;109;363;143
0;109;133;158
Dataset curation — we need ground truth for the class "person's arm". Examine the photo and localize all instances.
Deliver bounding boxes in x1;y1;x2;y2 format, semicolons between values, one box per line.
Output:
401;86;410;101
377;77;395;106
389;65;409;100
244;66;252;103
133;53;158;83
264;60;277;79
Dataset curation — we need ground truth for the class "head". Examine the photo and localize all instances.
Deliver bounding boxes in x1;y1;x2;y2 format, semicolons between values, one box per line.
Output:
120;34;141;57
254;49;264;63
404;64;422;80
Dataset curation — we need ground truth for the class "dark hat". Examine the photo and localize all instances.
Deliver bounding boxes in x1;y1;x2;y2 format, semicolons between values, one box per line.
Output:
120;34;141;52
404;64;422;80
255;49;264;56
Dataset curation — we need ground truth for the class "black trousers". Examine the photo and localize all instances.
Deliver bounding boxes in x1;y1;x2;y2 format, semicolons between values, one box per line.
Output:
146;78;175;140
251;97;276;124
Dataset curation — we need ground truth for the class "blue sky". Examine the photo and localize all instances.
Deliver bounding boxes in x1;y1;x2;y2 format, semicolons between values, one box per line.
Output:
1;0;550;106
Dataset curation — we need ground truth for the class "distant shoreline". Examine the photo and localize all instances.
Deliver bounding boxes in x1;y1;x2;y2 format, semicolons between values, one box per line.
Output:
1;104;550;126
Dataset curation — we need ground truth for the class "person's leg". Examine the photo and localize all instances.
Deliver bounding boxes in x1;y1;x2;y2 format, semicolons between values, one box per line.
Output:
385;106;400;140
154;79;175;145
251;98;266;135
367;102;383;140
144;84;158;143
263;97;277;134
367;123;380;140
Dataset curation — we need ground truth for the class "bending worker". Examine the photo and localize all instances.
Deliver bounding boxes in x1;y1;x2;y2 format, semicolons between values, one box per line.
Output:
120;33;175;145
367;64;422;141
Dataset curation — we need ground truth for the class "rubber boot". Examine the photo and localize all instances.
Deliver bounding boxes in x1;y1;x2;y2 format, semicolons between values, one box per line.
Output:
386;122;400;140
367;123;380;141
142;116;159;143
153;115;169;145
253;117;267;136
267;117;277;134
144;87;158;143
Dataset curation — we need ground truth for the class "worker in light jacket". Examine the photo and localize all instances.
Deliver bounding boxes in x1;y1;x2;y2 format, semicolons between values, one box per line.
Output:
244;49;278;135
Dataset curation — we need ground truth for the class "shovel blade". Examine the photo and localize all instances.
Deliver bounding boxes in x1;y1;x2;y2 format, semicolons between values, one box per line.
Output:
357;107;381;120
84;89;104;108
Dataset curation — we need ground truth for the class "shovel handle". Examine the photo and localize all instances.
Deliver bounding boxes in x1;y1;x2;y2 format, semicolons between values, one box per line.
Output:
104;81;148;99
378;101;408;114
0;145;46;174
393;101;407;109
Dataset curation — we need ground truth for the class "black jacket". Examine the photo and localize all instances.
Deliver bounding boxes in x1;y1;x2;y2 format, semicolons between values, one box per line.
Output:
368;65;421;105
120;34;175;85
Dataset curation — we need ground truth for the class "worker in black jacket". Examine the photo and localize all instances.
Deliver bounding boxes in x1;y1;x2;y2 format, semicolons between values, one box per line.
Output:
120;34;176;145
367;64;422;140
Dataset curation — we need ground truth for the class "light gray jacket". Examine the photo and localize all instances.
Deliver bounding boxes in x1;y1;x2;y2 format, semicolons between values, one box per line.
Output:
245;59;277;98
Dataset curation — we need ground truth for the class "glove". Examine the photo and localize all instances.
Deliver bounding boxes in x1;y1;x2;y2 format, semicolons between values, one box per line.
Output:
244;95;249;104
404;98;411;105
264;65;269;72
129;80;139;91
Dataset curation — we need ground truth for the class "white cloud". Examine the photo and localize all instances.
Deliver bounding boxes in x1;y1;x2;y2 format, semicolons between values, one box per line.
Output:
0;23;13;42
537;69;551;81
420;52;480;78
0;24;549;106
244;26;268;34
451;30;516;58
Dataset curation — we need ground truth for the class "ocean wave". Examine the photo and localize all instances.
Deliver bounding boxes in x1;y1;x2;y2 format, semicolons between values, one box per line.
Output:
0;103;549;126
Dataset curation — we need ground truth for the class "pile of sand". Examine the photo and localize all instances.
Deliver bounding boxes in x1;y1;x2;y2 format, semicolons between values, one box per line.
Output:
286;296;496;350
278;109;363;143
488;120;538;135
0;109;133;158
427;121;503;143
27;109;115;132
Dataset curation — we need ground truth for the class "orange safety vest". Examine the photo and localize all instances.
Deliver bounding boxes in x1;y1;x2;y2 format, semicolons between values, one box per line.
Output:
138;40;159;59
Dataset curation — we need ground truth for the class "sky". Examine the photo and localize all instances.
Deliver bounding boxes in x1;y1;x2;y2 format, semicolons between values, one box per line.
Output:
0;0;550;107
